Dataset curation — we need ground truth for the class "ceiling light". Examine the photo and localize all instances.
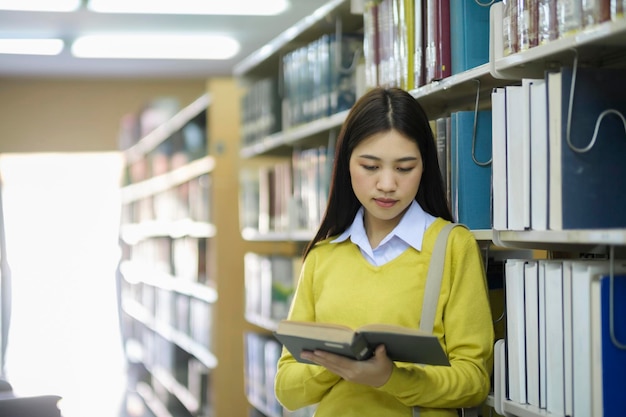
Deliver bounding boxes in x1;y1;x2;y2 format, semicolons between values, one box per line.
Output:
72;35;240;60
87;0;289;15
0;0;80;12
0;39;64;55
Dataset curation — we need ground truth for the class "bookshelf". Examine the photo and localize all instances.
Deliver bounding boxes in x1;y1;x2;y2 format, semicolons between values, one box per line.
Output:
234;1;362;416
235;1;626;417
118;92;219;417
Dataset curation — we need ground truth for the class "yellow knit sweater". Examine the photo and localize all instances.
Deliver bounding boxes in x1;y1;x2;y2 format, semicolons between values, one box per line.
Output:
275;218;494;417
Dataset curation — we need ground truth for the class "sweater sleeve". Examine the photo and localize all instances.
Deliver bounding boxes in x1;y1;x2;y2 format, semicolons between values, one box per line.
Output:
378;227;494;409
274;248;341;410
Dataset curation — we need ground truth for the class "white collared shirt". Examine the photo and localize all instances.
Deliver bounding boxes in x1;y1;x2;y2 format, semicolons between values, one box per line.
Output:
331;200;436;266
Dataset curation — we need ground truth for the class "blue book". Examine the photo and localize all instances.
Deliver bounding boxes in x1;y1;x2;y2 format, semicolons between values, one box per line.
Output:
449;0;492;75
548;66;626;229
592;274;626;417
450;110;492;229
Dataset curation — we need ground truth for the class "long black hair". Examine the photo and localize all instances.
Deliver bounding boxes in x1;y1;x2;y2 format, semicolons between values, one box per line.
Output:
303;87;452;259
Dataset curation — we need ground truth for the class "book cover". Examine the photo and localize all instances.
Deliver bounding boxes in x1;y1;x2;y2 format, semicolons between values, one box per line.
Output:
449;0;491;75
543;260;565;415
517;0;539;51
491;87;508;230
363;1;380;89
529;78;548;230
571;260;626;417
505;85;525;231
538;0;558;45
524;260;540;407
274;320;450;366
503;0;519;56
450;110;492;230
537;260;547;408
413;0;424;88
557;0;583;37
504;259;527;404
423;0;438;83
434;116;450;205
436;0;451;80
591;273;626;417
548;66;626;229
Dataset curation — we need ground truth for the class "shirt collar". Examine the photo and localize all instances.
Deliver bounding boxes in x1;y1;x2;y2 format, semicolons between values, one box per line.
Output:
331;200;432;252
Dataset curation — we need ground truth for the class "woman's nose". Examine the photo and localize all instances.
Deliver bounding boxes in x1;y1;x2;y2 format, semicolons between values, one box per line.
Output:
376;169;396;191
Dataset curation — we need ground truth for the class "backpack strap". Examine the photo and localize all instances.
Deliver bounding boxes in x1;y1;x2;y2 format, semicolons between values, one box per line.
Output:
414;223;479;417
419;222;465;333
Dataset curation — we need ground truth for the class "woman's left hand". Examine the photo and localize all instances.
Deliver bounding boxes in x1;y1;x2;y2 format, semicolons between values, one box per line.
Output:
300;344;393;387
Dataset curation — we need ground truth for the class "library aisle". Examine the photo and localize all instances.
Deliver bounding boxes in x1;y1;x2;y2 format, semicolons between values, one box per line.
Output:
0;153;153;417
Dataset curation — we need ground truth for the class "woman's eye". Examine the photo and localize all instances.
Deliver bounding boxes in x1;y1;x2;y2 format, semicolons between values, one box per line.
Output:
397;167;414;173
362;165;378;171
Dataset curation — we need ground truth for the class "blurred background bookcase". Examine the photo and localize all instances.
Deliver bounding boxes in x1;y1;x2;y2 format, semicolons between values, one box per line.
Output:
117;78;251;417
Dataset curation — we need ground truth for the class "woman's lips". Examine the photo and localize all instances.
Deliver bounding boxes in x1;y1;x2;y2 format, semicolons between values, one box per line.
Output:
374;198;397;208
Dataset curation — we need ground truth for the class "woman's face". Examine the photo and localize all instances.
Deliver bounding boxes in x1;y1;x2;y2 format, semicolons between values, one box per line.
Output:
349;128;423;234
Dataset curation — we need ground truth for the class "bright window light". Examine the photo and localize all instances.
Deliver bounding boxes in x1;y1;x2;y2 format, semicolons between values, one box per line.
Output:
0;0;80;12
72;34;240;60
87;0;289;15
0;39;64;55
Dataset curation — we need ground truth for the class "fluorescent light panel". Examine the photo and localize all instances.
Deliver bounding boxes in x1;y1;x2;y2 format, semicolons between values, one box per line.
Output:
0;39;64;55
72;35;240;60
87;0;289;15
0;0;80;12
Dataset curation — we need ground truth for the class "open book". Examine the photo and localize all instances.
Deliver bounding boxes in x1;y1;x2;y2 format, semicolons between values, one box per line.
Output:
273;320;450;366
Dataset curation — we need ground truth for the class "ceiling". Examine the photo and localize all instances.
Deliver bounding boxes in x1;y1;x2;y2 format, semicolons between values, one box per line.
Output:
0;0;332;79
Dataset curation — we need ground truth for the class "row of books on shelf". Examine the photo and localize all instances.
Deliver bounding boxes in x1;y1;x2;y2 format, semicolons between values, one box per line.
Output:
502;257;626;417
244;332;317;417
121;278;215;351
492;65;626;231
135;330;212;416
119;97;182;150
282;32;362;132
244;253;301;326
123;115;207;183
363;0;493;90
239;63;626;238
363;0;624;92
240;31;362;148
121;173;212;225
502;0;625;57
121;236;210;285
241;76;282;147
240;145;333;236
431;110;493;231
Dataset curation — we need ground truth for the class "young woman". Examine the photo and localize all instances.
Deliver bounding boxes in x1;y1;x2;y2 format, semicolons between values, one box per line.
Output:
274;87;494;417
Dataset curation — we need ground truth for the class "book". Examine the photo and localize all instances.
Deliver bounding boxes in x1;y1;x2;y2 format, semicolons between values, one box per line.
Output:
570;260;626;417
450;110;492;230
491;87;508;230
424;0;450;83
273;320;450;366
591;272;626;417
548;66;626;230
517;0;539;51
505;85;525;230
523;260;540;407
557;0;583;38
537;259;547;408
538;0;558;45
449;0;492;75
529;78;548;230
504;259;527;404
543;260;565;415
413;0;424;88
